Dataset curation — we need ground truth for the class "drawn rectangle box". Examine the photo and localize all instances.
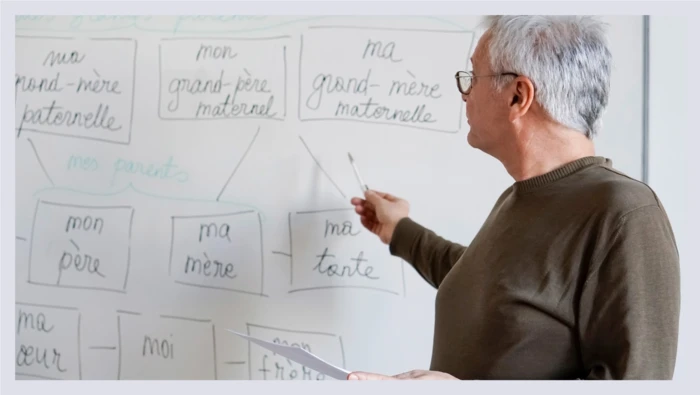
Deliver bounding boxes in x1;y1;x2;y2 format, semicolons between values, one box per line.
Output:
169;210;265;296
158;36;289;121
298;26;475;133
246;323;345;380
15;36;136;144
289;209;405;295
28;200;134;293
15;302;81;380
117;312;216;380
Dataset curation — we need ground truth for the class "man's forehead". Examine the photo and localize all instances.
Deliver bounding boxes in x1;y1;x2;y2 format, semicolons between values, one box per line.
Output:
470;51;481;70
471;35;489;69
473;35;488;56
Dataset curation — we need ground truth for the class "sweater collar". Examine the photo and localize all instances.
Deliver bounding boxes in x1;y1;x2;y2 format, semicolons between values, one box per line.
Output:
513;156;610;194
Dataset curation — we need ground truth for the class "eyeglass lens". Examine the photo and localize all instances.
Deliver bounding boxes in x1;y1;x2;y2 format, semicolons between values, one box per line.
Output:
457;75;471;94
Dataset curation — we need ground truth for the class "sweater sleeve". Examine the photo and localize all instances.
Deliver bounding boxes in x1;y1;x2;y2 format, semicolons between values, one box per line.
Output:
578;205;681;379
388;217;467;288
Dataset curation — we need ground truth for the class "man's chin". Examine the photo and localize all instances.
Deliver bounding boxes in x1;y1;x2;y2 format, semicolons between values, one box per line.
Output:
466;131;491;154
466;130;478;148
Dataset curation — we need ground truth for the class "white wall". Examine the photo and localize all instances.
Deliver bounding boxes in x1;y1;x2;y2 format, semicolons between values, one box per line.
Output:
648;15;696;382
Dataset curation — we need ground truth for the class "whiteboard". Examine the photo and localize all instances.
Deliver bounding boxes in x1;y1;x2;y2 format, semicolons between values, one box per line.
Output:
14;15;644;380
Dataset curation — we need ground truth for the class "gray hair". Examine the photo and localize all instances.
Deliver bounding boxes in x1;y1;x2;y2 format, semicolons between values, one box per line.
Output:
480;16;612;138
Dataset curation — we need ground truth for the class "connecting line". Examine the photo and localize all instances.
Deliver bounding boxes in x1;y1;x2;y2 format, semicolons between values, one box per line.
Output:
216;127;261;201
298;135;346;199
27;138;55;186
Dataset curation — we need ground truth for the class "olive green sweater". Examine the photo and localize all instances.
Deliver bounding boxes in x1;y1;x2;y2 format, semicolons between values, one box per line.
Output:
390;156;680;379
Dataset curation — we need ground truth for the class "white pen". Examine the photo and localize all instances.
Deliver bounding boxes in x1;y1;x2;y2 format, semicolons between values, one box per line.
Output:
348;152;369;192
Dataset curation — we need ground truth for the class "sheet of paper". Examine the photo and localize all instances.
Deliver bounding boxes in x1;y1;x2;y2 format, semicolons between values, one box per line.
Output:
227;329;351;380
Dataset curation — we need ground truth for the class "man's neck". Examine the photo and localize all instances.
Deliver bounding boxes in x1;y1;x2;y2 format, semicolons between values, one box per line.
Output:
499;126;596;182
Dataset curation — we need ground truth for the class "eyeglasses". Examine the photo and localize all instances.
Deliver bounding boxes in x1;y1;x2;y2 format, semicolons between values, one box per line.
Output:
455;70;519;95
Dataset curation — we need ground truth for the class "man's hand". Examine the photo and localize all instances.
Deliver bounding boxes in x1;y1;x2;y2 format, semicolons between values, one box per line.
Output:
347;370;458;380
350;190;410;245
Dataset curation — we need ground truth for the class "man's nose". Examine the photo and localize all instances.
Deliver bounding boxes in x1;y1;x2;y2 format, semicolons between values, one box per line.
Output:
461;93;468;102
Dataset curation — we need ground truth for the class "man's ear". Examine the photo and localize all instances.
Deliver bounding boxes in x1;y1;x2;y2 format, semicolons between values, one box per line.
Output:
509;77;535;120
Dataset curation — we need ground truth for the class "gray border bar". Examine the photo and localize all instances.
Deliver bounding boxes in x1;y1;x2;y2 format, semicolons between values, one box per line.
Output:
642;15;650;183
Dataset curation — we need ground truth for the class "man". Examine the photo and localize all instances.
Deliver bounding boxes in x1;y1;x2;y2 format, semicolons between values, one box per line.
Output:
348;15;680;380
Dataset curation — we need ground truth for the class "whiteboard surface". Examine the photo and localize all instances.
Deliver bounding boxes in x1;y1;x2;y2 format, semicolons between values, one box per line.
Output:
14;15;643;380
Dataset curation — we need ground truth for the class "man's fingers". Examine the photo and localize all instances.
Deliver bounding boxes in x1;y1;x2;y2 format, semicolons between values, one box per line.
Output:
365;189;401;203
351;197;378;220
392;370;457;380
350;197;364;206
360;216;375;231
379;192;399;202
393;370;426;379
355;204;377;218
363;190;383;205
348;371;397;380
